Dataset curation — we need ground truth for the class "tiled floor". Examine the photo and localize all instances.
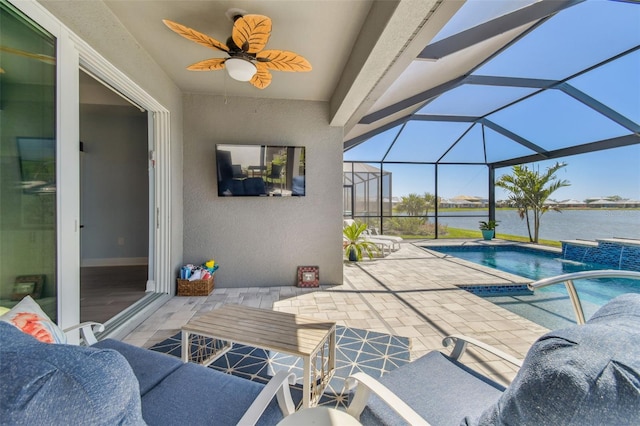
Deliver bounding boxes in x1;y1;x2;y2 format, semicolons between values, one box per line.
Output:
122;240;550;385
81;265;147;323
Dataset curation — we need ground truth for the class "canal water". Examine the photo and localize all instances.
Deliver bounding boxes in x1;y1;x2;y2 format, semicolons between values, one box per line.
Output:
439;209;640;240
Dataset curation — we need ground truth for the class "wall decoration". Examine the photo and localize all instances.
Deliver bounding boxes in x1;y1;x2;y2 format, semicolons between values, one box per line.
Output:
297;266;319;288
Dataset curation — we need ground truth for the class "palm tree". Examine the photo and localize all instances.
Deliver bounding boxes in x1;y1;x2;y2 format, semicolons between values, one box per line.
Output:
497;162;570;243
396;193;426;216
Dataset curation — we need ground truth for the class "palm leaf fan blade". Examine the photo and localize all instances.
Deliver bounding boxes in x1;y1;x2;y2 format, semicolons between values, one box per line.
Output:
257;50;311;72
250;63;272;89
232;14;272;54
162;19;229;53
187;58;226;71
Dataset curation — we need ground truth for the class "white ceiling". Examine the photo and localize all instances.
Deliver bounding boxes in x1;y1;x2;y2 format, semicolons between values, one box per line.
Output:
101;0;466;138
5;0;565;143
104;0;374;103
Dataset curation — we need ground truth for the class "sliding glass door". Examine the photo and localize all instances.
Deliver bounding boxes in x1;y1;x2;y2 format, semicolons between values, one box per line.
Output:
0;1;57;319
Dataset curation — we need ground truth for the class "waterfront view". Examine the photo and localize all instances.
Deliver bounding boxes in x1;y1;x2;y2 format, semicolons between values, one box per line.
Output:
440;209;640;241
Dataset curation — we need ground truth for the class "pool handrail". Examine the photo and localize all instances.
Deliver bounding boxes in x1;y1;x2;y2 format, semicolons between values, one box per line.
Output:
527;270;640;325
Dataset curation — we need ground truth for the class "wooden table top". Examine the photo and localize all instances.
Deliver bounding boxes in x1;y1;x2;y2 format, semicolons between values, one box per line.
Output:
183;304;336;357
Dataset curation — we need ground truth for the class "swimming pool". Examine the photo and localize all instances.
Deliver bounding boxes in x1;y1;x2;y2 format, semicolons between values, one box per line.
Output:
424;245;640;329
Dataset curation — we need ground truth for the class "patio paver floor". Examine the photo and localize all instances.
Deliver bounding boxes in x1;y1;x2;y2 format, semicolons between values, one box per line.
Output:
123;240;550;385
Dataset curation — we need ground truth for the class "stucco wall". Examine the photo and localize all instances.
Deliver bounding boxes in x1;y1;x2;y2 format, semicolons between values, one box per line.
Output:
183;94;344;287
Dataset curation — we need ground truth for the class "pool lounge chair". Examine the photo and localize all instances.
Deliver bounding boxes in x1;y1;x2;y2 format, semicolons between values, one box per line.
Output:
363;229;401;251
363;236;394;256
345;271;640;425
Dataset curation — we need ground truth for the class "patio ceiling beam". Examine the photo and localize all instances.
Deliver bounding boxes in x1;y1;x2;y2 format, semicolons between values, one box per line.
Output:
480;118;549;156
344;116;409;151
330;0;455;129
557;83;640;134
417;0;584;60
490;134;640;168
465;75;558;89
410;114;478;122
359;75;467;125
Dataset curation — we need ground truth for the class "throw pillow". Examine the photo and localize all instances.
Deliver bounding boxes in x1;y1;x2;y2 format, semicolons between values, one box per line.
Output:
0;295;66;344
0;322;145;425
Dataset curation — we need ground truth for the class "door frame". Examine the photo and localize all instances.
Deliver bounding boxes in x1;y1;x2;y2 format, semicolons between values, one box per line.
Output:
10;0;173;331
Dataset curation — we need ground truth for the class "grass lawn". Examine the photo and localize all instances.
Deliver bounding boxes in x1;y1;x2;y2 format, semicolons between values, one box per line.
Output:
402;227;562;248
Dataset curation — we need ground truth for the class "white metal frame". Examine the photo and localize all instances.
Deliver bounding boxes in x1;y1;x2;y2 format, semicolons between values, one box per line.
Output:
528;270;640;324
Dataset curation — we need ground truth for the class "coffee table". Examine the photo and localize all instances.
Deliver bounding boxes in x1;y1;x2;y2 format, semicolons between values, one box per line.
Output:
181;304;336;408
277;407;362;425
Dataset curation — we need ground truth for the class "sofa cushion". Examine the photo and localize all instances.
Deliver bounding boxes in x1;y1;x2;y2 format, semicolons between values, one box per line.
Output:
0;295;66;344
141;362;283;426
94;338;183;395
360;350;505;426
0;322;145;425
465;293;640;426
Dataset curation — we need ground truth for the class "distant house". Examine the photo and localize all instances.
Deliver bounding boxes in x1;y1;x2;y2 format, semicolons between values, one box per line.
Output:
449;195;487;208
587;198;631;208
558;199;587;207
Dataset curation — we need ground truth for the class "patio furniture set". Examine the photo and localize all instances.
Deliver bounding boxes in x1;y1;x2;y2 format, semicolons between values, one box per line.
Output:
1;271;639;425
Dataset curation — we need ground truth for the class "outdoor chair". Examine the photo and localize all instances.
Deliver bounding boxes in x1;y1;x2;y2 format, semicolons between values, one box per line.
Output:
345;280;640;425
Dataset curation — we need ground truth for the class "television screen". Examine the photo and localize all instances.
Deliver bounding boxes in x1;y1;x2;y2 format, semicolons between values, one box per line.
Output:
216;144;305;197
17;137;56;193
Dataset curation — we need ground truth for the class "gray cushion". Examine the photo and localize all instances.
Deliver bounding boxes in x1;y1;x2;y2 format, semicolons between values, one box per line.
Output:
465;293;640;426
0;322;145;425
94;338;182;395
361;350;505;426
140;362;283;426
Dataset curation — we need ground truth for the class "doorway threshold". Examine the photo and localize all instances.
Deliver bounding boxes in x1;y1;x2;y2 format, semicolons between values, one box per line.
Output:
94;291;171;341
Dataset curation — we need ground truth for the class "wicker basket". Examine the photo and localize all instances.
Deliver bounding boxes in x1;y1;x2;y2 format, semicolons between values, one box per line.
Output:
177;276;215;296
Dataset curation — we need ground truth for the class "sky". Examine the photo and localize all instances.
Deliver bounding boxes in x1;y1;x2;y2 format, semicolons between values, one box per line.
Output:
344;0;640;202
373;144;640;202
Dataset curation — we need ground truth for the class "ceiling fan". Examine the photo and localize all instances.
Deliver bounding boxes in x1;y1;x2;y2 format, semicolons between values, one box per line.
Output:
163;9;311;89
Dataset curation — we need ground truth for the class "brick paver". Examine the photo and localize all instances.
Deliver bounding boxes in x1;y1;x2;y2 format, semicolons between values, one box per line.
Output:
124;240;550;385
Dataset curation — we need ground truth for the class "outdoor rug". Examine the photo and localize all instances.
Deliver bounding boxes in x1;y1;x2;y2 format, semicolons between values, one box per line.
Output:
150;325;411;409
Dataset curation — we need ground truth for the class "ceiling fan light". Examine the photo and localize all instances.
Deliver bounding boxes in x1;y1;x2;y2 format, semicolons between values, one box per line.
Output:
225;58;257;82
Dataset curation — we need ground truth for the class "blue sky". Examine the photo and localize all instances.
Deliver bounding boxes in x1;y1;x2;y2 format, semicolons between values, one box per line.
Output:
378;144;640;202
345;0;640;202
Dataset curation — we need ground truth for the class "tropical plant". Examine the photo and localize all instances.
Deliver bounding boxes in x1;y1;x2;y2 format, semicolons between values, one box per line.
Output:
497;162;570;243
395;193;427;216
342;221;379;261
423;192;436;217
479;220;499;230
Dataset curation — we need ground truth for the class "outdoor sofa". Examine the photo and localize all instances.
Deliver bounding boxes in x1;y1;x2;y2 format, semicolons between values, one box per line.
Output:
346;292;640;425
0;315;295;425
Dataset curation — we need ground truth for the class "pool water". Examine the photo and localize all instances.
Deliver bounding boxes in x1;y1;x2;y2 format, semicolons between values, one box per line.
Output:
426;245;640;329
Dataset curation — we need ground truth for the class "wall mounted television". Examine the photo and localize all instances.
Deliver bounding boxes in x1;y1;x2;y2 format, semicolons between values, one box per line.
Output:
17;137;56;194
216;144;306;197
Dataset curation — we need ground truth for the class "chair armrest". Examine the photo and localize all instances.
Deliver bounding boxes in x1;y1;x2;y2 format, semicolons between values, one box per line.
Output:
344;372;430;426
63;322;104;346
237;370;296;426
443;334;522;368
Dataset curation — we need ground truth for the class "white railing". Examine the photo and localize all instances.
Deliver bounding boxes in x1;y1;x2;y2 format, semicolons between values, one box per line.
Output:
528;270;640;325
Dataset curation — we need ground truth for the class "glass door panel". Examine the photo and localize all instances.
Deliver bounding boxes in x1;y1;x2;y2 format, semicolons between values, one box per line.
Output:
0;1;57;320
